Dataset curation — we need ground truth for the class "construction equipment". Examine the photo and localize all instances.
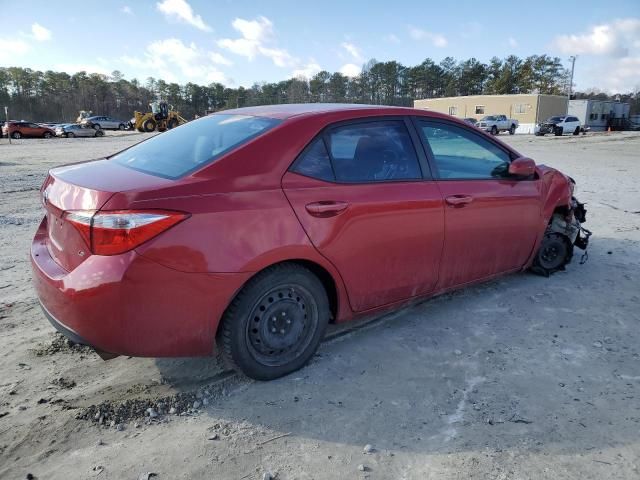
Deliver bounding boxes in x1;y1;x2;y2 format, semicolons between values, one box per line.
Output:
133;101;187;133
76;110;92;123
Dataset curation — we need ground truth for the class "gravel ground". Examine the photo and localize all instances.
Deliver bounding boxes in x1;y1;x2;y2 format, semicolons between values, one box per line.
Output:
0;131;639;479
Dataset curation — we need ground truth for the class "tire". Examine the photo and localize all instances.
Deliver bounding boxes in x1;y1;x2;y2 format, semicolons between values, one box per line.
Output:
491;125;498;135
93;124;101;130
554;127;563;136
11;131;21;139
43;132;52;139
95;130;104;137
167;118;179;130
118;124;125;130
67;132;75;138
531;232;573;276
218;263;330;380
573;127;580;136
509;124;516;135
535;132;544;136
142;118;156;132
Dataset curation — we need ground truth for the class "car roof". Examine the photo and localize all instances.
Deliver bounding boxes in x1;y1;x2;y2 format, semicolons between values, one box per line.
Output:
217;103;436;120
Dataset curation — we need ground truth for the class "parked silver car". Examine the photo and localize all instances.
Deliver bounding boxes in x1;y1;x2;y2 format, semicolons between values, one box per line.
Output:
81;115;127;130
55;123;105;138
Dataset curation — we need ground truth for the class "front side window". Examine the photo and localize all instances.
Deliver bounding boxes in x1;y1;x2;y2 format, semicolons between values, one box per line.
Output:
111;114;280;179
325;121;422;183
418;121;511;180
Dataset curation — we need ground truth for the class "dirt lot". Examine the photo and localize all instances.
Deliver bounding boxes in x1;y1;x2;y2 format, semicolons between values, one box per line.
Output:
1;131;639;480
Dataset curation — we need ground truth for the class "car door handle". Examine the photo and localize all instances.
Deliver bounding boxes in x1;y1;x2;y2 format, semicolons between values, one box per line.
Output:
305;201;350;216
445;195;474;206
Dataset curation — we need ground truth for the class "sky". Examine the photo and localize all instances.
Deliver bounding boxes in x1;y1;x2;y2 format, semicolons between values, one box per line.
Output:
0;0;639;93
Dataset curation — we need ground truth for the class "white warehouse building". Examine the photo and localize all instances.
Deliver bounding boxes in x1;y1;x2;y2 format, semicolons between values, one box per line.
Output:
568;99;631;131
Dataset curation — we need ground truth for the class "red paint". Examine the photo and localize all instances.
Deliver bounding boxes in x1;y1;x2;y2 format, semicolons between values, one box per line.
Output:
31;104;574;357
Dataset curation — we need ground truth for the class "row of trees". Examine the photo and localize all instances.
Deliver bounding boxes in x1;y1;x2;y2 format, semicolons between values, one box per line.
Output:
1;54;637;122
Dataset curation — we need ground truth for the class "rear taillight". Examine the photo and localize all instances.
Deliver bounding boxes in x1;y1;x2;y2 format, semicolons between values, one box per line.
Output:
65;210;188;256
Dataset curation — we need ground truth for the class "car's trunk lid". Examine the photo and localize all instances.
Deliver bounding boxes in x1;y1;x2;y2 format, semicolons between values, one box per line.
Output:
42;159;172;271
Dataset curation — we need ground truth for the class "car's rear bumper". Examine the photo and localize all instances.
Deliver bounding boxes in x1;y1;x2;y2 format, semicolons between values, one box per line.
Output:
31;217;252;357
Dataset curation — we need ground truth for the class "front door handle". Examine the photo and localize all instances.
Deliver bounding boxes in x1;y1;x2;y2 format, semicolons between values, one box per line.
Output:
445;195;474;207
305;201;350;216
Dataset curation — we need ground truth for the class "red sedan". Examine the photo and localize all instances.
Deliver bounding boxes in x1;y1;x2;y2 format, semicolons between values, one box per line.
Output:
31;104;590;380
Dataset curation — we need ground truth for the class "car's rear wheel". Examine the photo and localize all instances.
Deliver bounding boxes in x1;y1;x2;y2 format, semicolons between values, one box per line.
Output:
67;132;75;138
491;125;498;135
531;232;572;276
43;132;52;139
509;124;516;135
95;130;104;137
93;124;100;130
11;131;21;139
118;123;125;130
218;263;330;380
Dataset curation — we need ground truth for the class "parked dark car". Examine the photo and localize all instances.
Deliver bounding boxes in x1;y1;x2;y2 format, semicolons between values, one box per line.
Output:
463;117;478;126
31;104;590;380
2;121;55;139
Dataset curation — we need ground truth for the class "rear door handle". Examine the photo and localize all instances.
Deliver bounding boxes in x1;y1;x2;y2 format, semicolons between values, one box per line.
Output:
445;195;474;207
305;201;350;216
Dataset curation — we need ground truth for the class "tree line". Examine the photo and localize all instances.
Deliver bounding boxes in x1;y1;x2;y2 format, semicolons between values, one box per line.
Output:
1;54;638;122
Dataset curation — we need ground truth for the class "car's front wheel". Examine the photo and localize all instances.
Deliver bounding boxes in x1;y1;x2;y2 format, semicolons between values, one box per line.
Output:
491;125;498;135
218;263;330;380
11;131;21;139
531;232;572;276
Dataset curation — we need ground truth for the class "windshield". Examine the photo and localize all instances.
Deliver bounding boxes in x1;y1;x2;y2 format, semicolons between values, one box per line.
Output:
480;116;496;121
548;116;565;122
111;114;280;179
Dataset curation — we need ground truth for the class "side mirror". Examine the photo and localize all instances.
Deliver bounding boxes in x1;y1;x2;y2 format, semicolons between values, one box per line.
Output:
508;157;536;177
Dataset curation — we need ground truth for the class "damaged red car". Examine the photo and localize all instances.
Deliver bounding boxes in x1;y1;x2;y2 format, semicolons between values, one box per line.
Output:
31;104;590;380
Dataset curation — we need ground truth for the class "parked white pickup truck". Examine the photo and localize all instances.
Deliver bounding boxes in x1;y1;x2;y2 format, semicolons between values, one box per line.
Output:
476;115;519;135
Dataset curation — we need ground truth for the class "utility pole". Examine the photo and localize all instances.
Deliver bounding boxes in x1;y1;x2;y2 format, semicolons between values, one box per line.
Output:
4;106;10;144
567;55;577;100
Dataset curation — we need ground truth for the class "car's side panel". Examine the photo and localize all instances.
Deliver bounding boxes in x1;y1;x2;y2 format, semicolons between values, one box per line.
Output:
435;179;542;287
282;172;445;312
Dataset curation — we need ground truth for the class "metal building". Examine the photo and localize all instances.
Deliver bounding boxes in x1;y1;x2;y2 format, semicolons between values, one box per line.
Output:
413;94;569;134
568;99;631;131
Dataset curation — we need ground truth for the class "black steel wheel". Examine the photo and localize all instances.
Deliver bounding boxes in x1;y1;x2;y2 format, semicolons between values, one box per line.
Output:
218;263;330;380
531;232;572;276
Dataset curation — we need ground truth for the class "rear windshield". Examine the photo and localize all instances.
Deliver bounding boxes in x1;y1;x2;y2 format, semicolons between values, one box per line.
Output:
111;114;280;179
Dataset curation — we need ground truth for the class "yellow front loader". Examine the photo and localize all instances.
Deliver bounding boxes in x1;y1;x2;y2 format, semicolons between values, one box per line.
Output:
134;102;187;133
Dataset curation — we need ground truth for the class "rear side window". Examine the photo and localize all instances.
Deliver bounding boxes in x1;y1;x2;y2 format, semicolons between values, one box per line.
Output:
111;114;280;179
326;121;421;182
292;138;335;181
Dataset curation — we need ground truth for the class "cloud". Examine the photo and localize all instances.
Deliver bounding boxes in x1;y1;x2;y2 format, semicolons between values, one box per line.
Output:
552;18;640;92
551;18;640;56
31;23;51;42
209;52;232;66
408;25;447;47
292;61;322;79
0;38;30;62
121;6;133;15
341;42;362;61
384;34;400;44
121;38;227;84
508;37;518;48
340;63;361;77
156;0;211;32
217;16;296;67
